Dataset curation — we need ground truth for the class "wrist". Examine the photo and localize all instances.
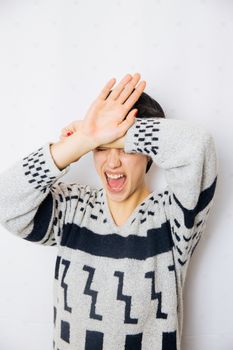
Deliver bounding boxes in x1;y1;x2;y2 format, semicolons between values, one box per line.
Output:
99;135;125;149
50;131;98;170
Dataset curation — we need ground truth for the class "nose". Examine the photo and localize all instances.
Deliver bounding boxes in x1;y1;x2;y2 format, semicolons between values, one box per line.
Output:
106;148;121;168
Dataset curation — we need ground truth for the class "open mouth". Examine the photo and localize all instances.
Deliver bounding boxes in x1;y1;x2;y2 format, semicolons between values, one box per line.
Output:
104;172;127;192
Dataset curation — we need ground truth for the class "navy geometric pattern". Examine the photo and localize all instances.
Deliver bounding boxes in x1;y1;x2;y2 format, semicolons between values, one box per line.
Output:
18;122;217;349
0;113;218;349
22;146;58;192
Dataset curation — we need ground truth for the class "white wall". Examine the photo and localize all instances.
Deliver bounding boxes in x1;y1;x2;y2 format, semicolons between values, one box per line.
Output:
0;0;231;349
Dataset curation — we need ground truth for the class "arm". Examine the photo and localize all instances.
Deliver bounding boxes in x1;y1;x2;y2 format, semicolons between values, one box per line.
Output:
123;116;218;275
0;132;95;246
0;73;147;246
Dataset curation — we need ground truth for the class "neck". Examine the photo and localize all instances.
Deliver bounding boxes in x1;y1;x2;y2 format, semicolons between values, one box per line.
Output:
106;184;151;226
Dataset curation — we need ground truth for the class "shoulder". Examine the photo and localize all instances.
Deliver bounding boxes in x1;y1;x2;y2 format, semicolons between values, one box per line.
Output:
50;181;100;200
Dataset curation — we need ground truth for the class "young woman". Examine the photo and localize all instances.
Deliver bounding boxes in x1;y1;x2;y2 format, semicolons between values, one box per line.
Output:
0;73;218;350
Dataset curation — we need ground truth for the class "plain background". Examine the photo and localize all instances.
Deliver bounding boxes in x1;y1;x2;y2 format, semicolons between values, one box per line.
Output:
0;0;232;349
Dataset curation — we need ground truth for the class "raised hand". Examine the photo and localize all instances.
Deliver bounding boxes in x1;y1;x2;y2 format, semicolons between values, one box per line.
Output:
60;73;146;148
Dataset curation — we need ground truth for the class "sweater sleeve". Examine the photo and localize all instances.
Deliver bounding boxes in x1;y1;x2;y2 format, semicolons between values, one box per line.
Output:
124;117;218;275
0;142;87;247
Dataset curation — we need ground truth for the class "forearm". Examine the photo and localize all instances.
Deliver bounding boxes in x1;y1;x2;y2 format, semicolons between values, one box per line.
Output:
0;142;69;239
123;117;218;209
50;131;98;170
98;135;125;149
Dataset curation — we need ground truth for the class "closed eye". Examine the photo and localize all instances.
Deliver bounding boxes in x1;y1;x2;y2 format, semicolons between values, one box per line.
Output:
96;148;125;152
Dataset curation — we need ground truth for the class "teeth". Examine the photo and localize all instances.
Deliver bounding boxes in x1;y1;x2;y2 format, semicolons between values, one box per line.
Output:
106;173;125;179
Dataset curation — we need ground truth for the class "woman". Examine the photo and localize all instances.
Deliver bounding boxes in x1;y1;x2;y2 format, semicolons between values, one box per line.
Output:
0;73;218;350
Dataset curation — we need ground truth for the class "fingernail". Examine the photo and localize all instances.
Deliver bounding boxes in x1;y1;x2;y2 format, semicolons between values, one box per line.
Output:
66;131;73;136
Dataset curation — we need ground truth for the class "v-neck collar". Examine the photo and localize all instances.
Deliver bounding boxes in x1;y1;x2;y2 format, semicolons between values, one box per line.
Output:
102;188;154;233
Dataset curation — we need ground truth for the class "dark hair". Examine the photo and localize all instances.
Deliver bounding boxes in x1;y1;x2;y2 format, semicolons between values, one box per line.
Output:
107;89;166;173
131;91;166;173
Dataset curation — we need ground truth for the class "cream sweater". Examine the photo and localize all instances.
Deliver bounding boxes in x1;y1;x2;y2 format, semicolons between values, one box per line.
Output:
0;116;218;350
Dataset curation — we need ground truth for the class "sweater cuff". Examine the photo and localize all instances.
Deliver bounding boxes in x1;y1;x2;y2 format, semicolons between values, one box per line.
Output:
124;117;161;159
22;141;70;192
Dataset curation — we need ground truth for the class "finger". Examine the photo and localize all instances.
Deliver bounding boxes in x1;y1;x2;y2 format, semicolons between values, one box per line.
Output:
61;126;75;134
117;109;137;135
96;77;117;100
61;127;71;133
108;73;133;100
60;129;74;138
123;80;147;111
117;73;141;104
66;131;74;136
62;122;76;131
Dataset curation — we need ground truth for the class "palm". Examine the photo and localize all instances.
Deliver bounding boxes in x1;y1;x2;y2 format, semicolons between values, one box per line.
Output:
83;99;127;144
60;73;146;147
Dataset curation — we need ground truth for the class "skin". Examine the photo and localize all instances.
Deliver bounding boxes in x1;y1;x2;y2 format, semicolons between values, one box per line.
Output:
59;73;152;226
92;139;151;227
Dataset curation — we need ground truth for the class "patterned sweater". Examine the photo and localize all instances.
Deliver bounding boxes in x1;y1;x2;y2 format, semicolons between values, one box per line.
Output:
0;116;218;350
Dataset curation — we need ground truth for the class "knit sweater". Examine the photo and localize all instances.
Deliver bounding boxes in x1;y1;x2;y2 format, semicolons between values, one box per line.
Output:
0;116;218;350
